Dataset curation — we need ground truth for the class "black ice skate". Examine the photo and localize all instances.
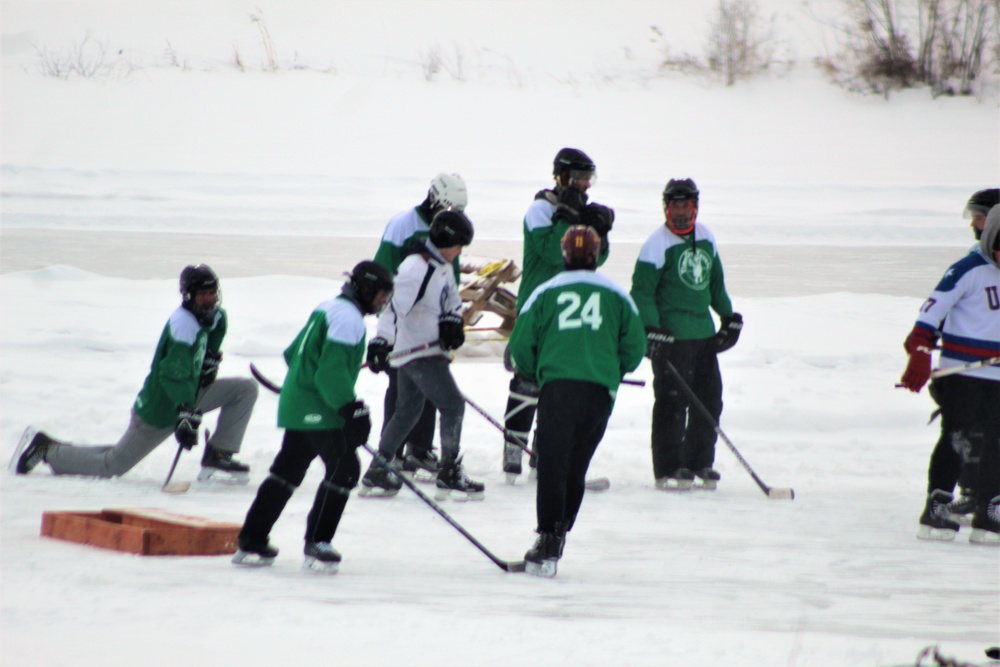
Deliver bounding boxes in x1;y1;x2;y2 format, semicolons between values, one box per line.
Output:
9;427;55;475
503;442;523;484
232;537;279;567
524;530;565;578
402;448;438;482
198;446;250;484
655;468;695;491
969;495;1000;545
359;456;402;497
435;457;485;501
303;541;342;573
917;489;960;541
695;467;722;490
947;489;975;526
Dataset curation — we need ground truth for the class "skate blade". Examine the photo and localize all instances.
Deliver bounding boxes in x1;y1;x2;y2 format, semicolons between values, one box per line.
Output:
232;550;275;567
434;488;486;502
584;477;610;492
655;480;694;492
916;525;958;541
505;473;520;486
8;427;39;473
302;557;340;574
357;485;400;498
524;559;557;578
969;528;1000;545
197;468;250;484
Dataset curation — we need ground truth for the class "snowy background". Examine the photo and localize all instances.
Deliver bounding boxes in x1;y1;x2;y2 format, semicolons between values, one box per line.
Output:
2;1;999;666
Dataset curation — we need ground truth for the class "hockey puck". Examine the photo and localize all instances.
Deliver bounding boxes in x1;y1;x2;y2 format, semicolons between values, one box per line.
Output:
986;646;1000;660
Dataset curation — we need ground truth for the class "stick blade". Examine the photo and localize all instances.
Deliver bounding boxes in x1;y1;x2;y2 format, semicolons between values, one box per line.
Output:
162;481;191;494
767;487;795;500
504;560;526;573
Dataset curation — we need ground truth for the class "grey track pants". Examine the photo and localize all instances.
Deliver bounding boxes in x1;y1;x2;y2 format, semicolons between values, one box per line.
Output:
45;377;258;478
376;357;464;462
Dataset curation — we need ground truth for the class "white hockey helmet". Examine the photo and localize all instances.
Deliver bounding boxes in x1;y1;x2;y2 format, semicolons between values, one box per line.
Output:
428;173;468;212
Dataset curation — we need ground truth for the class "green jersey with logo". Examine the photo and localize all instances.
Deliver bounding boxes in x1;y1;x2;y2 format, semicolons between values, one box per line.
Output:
509;270;646;398
630;223;733;340
133;306;226;428
278;295;366;431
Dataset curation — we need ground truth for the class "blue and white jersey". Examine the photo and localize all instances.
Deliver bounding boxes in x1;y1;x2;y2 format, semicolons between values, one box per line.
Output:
913;249;1000;381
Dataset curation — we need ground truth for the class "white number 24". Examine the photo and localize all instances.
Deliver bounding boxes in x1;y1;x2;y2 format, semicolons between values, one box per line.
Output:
556;291;603;331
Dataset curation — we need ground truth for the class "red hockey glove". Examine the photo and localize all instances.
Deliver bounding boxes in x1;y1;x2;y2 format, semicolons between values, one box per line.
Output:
900;328;935;393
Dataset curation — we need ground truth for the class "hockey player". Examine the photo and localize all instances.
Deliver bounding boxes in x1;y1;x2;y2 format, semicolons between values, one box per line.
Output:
930;188;1000;522
369;173;468;481
509;226;645;577
234;261;394;570
361;210;485;500
630;178;742;491
900;204;1000;544
502;148;615;481
11;265;257;482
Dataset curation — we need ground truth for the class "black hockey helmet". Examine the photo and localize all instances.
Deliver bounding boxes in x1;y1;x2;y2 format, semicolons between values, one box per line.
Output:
553;148;596;176
662;178;700;204
429;209;474;248
179;264;221;325
965;189;999;240
349;260;394;315
561;225;601;271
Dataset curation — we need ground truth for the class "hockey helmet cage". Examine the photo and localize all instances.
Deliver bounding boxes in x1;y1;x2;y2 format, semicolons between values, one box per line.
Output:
429;209;474;248
561;225;601;271
349;260;394;315
428;173;468;212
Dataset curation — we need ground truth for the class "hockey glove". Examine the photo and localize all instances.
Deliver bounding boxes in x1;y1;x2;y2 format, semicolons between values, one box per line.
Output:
439;313;465;351
366;336;392;374
339;400;372;449
553;186;588;224
199;349;222;388
645;327;674;362
580;203;615;238
715;313;743;353
900;327;935;393
174;405;202;450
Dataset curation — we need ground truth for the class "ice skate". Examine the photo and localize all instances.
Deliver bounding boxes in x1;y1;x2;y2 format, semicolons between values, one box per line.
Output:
198;446;250;484
303;541;341;573
359;456;402;498
503;442;523;485
947;489;975;526
402;448;438;482
232;537;279;566
969;495;1000;545
9;427;54;475
655;468;695;491
524;530;564;578
695;467;721;490
917;489;960;541
435;457;485;501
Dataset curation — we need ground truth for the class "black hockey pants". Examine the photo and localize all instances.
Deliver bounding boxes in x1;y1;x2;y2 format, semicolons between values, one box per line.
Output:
534;379;611;534
239;429;360;546
650;338;722;479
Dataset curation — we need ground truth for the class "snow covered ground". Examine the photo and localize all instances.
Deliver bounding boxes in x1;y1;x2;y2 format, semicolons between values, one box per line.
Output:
2;2;999;666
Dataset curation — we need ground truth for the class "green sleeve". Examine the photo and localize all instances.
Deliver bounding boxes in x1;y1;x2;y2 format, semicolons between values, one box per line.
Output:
315;341;361;413
373;240;405;275
619;302;648;376
630;260;662;329
206;309;227;354
158;338;200;407
709;258;734;319
508;306;539;383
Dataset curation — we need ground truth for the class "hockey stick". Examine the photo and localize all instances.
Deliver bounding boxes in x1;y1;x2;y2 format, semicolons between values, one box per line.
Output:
363;444;526;573
621;378;646;387
894;355;1000;388
162;428;208;494
661;359;794;500
462;393;610;491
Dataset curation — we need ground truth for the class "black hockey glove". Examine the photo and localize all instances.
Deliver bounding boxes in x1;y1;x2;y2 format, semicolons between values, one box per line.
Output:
199;349;222;388
174;405;202;450
715;313;743;353
366;336;392;374
645;327;674;362
553;186;588;224
580;203;615;238
438;313;465;351
339;400;372;449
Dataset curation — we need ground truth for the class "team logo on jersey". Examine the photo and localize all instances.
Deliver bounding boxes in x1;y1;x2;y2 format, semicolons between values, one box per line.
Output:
678;247;712;290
